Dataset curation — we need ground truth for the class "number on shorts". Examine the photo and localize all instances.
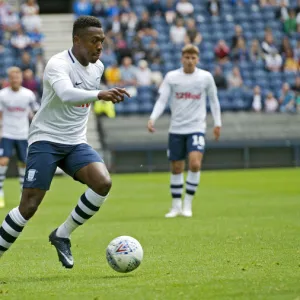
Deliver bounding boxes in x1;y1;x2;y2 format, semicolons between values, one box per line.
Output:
192;135;205;148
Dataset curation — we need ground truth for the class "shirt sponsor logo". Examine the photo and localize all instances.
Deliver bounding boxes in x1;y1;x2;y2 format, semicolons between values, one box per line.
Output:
175;92;201;100
7;107;26;112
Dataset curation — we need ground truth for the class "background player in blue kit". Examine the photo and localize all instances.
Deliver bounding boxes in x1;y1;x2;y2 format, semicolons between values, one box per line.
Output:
148;44;222;218
0;16;130;269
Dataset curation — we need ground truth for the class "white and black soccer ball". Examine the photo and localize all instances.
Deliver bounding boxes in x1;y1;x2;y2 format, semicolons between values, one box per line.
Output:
106;236;143;273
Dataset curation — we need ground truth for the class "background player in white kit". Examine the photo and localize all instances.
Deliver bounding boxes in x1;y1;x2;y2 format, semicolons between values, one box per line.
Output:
0;67;38;208
0;16;129;268
148;44;222;218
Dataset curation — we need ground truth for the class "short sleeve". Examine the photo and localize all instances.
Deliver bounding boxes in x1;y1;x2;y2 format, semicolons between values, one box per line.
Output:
45;58;71;87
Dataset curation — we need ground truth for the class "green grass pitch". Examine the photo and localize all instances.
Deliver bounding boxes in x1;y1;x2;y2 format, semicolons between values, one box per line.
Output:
0;168;299;299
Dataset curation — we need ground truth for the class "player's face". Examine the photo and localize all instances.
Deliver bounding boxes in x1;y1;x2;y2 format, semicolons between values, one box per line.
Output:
181;53;199;73
9;71;22;90
76;27;105;64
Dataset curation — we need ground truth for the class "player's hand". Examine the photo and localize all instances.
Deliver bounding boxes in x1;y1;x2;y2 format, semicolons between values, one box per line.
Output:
98;88;130;104
147;119;155;133
213;126;221;141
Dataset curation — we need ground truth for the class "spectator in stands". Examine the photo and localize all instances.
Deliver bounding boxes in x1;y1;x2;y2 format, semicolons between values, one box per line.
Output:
294;40;300;64
35;54;45;82
231;37;249;62
21;0;39;16
284;9;297;34
106;0;120;17
91;0;107;18
22;69;39;96
21;7;42;32
227;66;244;89
213;66;227;89
119;0;131;15
176;0;194;18
1;7;20;34
265;49;283;72
104;60;121;87
165;0;176;24
283;49;299;72
262;30;278;56
264;92;279;113
249;39;264;62
106;15;122;37
184;18;202;46
10;25;32;56
207;0;220;16
147;0;165;16
170;18;186;45
101;45;118;67
18;51;36;73
215;39;230;63
126;12;138;32
252;86;262;112
291;76;300;111
231;25;244;48
280;36;293;58
136;60;152;86
146;39;161;64
120;56;137;87
279;82;295;112
28;27;44;54
114;32;131;63
73;0;92;17
136;11;157;39
0;0;9;19
275;0;289;21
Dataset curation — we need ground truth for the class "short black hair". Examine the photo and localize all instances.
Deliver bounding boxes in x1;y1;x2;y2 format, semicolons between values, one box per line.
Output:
73;16;102;39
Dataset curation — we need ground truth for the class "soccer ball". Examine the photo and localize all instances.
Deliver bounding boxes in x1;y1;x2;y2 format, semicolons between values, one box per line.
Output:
106;236;143;273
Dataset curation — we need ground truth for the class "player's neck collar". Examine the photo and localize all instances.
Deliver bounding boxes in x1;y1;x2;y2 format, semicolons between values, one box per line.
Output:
68;48;89;69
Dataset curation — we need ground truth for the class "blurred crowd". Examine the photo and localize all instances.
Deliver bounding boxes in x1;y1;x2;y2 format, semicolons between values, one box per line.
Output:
0;0;44;100
73;0;299;114
0;0;299;114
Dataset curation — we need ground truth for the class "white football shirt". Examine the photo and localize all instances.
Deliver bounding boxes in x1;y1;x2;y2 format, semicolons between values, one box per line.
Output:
150;68;222;134
0;86;37;140
28;49;104;146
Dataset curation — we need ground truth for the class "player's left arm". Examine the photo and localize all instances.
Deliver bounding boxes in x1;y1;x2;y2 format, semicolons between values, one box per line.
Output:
206;73;222;141
29;91;40;117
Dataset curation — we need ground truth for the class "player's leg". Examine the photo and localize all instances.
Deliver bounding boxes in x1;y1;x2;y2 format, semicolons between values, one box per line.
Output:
165;133;186;218
15;140;28;193
0;141;58;259
182;133;205;217
0;138;14;208
50;144;110;268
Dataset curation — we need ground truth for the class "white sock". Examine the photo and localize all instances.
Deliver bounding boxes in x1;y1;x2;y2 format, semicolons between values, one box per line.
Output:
0;207;27;258
18;167;26;191
184;171;201;211
56;188;108;238
170;173;184;211
0;166;8;196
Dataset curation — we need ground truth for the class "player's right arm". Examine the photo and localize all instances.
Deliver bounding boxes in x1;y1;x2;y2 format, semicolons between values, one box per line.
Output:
47;58;129;105
148;74;171;133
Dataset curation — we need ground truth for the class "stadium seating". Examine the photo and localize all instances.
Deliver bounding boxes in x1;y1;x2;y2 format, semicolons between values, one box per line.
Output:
107;0;298;114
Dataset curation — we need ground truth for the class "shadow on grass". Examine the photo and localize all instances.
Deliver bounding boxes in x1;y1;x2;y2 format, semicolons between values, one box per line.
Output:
2;274;134;284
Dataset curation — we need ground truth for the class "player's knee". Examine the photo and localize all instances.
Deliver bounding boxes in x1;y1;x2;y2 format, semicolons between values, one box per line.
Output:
93;176;112;196
19;190;44;219
190;161;201;172
0;157;9;166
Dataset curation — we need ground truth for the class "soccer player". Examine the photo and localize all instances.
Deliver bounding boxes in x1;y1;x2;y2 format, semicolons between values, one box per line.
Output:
0;67;38;208
147;44;222;218
0;16;129;268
